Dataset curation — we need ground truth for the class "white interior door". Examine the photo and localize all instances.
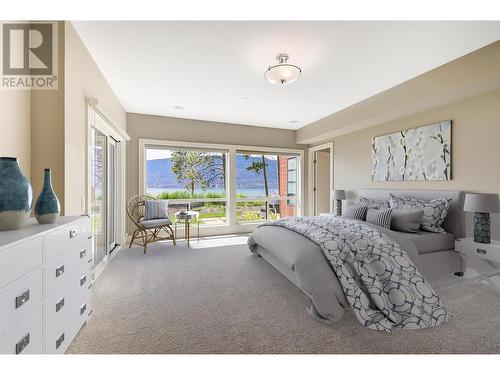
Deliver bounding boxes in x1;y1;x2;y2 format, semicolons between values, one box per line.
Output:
308;142;333;216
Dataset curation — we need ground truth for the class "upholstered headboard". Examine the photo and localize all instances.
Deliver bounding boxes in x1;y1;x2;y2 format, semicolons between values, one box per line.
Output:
353;189;465;238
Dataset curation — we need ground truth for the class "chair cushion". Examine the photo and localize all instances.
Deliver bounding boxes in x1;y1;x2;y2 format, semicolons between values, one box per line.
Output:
140;218;172;228
144;199;169;220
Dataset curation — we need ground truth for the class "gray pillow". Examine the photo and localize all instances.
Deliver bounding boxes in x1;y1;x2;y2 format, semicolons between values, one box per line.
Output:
342;204;368;221
390;208;424;233
389;193;450;233
366;208;392;229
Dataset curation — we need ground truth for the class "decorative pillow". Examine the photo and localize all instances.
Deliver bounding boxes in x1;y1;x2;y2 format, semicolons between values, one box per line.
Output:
366;208;392;229
358;196;390;210
342;204;368;221
144;199;169;220
388;194;450;233
390;208;424;233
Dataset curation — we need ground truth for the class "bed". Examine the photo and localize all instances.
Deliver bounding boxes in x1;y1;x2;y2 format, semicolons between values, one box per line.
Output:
248;189;465;327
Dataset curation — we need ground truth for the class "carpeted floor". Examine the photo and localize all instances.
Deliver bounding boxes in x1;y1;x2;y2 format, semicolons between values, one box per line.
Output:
68;236;500;354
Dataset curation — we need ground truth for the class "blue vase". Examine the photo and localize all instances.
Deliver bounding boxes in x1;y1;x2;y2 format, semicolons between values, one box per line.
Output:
35;169;60;224
0;157;33;231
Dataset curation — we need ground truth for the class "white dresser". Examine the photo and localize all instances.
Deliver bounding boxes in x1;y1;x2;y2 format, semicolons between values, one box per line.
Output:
0;216;92;354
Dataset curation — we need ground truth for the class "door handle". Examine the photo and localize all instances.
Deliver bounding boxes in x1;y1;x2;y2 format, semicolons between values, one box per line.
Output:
56;298;65;312
16;333;30;354
15;290;30;309
55;333;65;349
55;265;65;278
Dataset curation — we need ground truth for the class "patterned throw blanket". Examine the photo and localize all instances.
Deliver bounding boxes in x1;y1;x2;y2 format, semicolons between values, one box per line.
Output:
260;216;449;332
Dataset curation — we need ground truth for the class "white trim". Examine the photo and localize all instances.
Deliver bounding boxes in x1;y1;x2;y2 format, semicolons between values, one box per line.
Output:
138;138;305;236
307;142;334;216
86;100;129;273
87;97;130;141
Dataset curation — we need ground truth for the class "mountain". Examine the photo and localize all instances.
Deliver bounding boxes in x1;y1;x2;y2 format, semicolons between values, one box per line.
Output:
146;155;278;190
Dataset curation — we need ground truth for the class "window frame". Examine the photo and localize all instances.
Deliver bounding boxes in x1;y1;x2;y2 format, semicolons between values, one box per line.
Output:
286;156;297;206
139;139;304;236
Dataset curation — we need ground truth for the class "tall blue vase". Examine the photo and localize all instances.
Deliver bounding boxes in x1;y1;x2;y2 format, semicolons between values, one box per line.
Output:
35;169;60;224
0;157;33;231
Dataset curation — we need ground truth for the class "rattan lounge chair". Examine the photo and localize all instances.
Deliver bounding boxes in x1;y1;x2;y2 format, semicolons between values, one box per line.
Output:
127;195;176;253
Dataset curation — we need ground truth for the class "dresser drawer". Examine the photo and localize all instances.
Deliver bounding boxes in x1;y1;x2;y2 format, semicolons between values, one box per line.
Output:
0;304;43;354
0;267;43;337
44;218;91;261
44;271;90;337
0;236;43;289
74;286;91;332
45;289;89;355
44;249;78;297
45;324;74;354
456;240;500;263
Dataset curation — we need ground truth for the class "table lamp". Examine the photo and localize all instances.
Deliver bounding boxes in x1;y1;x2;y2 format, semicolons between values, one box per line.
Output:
463;193;500;243
333;190;346;216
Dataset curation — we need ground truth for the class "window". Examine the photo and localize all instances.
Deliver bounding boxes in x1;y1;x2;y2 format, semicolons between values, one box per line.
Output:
287;157;297;206
145;147;228;226
235;151;298;223
141;140;302;231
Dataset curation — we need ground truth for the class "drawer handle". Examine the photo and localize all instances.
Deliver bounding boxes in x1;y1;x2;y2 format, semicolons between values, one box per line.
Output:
15;290;30;309
477;248;487;255
80;249;87;259
80;275;87;286
55;265;65;278
69;229;78;238
56;298;65;312
80;303;87;315
15;333;30;354
55;333;65;349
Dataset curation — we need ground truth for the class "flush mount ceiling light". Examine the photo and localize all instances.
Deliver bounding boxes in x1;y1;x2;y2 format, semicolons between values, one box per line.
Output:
264;53;301;85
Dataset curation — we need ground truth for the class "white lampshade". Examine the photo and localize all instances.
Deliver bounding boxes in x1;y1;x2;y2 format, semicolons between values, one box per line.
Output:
333;190;346;200
264;53;301;85
463;193;500;213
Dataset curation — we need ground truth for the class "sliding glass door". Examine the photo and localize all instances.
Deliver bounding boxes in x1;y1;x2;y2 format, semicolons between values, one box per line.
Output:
90;127;120;268
91;128;107;265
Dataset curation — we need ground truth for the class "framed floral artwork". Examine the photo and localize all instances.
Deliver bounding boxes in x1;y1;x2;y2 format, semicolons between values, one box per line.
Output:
371;120;452;181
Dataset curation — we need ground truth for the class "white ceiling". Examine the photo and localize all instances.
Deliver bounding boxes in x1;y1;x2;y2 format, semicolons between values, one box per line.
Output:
73;21;500;130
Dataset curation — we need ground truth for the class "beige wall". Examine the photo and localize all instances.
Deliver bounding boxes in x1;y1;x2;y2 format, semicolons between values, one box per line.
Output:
333;89;500;239
64;22;127;215
0;90;31;177
127;113;306;232
30;22;65;212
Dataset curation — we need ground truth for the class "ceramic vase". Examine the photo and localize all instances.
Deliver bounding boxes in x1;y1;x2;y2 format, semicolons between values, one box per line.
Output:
35;169;60;224
0;157;33;231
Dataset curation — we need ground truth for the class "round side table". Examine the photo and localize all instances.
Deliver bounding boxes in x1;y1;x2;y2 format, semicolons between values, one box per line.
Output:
174;211;200;247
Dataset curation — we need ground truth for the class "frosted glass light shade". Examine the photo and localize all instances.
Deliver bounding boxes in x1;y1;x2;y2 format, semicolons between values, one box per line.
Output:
265;64;301;85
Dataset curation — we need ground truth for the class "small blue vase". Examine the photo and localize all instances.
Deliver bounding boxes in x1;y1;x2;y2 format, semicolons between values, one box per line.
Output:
0;157;33;231
35;169;60;224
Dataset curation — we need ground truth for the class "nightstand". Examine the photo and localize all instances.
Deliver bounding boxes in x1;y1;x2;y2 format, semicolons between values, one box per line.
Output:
455;237;500;295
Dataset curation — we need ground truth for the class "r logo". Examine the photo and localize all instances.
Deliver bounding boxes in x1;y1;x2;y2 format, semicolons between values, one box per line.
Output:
2;23;53;75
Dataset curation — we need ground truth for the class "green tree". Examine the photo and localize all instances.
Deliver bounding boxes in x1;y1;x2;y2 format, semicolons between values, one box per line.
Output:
171;151;225;196
243;154;270;196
